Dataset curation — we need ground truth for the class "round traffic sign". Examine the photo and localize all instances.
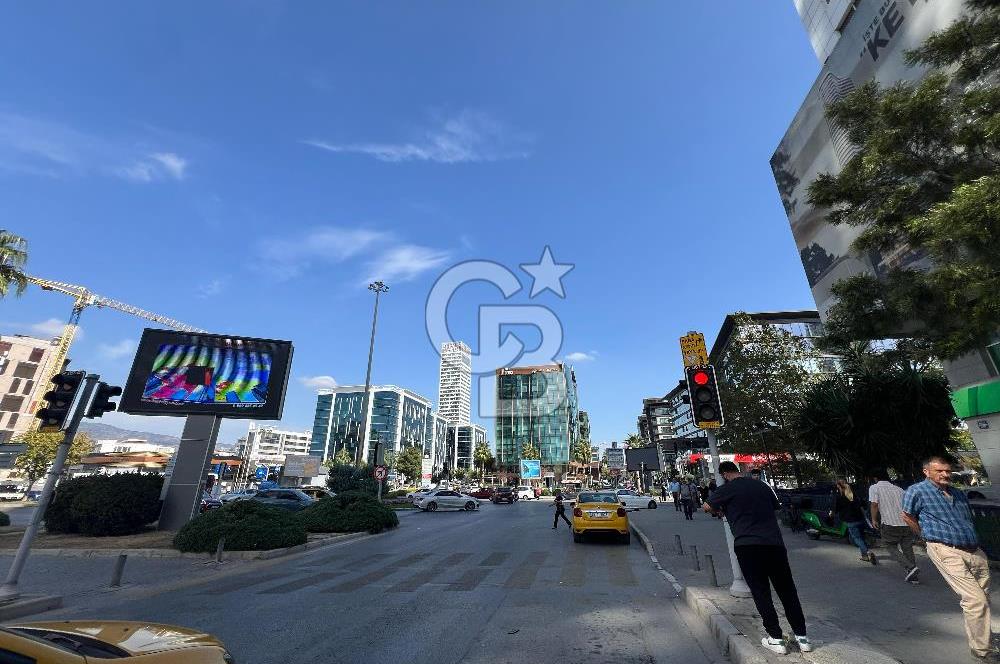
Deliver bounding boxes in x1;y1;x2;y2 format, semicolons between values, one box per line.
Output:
374;465;388;481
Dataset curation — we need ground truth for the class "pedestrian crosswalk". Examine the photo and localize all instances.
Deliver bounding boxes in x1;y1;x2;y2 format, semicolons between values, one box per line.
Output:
201;546;641;598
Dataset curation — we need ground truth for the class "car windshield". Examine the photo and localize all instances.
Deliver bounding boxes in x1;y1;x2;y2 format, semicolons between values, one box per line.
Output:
578;493;619;504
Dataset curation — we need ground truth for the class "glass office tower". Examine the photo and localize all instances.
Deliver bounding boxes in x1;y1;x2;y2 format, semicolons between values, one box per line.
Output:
495;363;578;469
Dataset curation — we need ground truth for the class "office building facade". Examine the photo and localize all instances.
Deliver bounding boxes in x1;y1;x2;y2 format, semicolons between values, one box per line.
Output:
449;423;488;471
495;363;578;468
0;335;59;445
438;341;472;424
239;424;311;466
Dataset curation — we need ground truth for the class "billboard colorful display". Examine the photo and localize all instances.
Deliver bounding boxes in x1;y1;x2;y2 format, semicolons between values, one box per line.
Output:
519;459;541;479
120;329;293;419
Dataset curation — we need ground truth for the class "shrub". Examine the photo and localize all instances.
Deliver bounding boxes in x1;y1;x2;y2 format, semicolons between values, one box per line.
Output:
173;500;307;553
386;489;409;498
46;474;163;536
326;464;378;495
332;490;379;508
0;511;9;527
297;498;399;534
540;488;553;497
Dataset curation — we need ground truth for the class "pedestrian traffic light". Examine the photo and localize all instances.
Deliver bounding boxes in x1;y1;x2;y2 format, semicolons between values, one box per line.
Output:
685;365;724;429
35;371;85;432
85;382;122;419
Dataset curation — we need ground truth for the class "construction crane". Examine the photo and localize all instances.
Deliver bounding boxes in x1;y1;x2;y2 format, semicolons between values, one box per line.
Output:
26;276;207;420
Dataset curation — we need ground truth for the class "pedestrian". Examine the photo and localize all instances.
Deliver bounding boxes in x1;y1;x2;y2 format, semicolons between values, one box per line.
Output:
903;456;997;662
833;479;877;565
704;461;812;655
669;478;681;511
698;480;710;504
869;470;919;584
660;484;668;503
679;478;699;520
552;490;572;530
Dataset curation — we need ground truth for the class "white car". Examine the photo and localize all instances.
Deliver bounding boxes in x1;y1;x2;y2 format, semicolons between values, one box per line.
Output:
406;488;435;503
614;489;659;510
0;484;24;501
514;486;535;501
414;489;479;512
220;488;258;503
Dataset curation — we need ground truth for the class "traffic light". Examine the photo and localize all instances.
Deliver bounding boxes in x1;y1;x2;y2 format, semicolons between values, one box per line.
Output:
685;365;724;428
85;382;122;419
35;371;85;432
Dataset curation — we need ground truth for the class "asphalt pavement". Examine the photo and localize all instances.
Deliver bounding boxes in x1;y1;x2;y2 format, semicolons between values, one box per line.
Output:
0;503;36;527
34;500;727;664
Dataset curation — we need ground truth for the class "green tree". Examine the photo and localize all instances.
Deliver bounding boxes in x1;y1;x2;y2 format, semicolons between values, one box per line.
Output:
623;433;644;447
396;446;423;484
716;313;817;486
332;447;353;466
12;431;93;492
519;441;539;460
807;1;1000;359
473;440;493;479
0;230;28;299
792;344;956;480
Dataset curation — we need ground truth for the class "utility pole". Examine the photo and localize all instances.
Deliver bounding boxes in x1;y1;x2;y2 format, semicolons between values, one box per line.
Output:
356;281;388;466
0;374;98;602
705;429;752;597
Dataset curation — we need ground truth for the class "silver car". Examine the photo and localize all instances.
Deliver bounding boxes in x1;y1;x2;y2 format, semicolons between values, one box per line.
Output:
414;489;479;512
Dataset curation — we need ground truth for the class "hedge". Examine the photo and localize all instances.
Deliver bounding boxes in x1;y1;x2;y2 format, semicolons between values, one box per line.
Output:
297;495;399;534
326;464;378;495
173;500;307;553
46;473;163;536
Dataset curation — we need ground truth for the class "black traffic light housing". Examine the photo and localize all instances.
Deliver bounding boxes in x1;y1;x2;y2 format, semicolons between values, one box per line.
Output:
86;382;122;419
685;365;724;428
35;371;85;432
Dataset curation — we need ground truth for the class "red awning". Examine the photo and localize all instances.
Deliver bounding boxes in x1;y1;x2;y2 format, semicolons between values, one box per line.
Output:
689;453;703;462
734;453;790;464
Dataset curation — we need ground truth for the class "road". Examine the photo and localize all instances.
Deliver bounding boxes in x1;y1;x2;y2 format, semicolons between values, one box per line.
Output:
41;500;725;664
0;503;35;527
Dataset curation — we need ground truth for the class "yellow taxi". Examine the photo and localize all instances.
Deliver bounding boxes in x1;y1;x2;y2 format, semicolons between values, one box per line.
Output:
0;620;234;662
571;490;631;544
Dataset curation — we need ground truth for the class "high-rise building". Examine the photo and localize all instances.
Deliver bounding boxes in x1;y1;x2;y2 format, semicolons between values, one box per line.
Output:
0;335;59;445
448;423;488;471
495;363;578;469
792;0;857;62
708;310;839;374
238;423;311;466
438;341;472;425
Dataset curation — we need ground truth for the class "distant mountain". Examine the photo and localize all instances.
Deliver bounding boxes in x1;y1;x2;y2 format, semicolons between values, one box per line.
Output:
78;422;180;447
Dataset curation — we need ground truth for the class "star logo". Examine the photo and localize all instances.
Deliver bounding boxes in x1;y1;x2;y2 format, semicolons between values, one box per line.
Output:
520;246;574;298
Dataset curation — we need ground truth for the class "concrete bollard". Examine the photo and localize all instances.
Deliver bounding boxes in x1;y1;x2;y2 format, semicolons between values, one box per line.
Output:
109;554;127;587
674;534;684;555
215;537;226;563
691;544;700;571
705;554;718;587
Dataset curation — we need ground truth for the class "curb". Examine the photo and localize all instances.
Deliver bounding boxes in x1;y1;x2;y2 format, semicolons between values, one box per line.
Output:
0;532;369;561
0;594;62;621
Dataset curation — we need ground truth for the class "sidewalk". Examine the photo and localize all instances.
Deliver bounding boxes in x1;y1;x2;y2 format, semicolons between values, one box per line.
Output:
632;503;992;664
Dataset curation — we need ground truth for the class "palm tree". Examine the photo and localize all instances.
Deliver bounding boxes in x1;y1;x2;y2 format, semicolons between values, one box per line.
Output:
624;433;644;447
0;231;28;298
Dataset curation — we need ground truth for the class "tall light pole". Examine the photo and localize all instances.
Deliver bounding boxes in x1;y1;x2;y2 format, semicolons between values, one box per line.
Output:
356;281;388;466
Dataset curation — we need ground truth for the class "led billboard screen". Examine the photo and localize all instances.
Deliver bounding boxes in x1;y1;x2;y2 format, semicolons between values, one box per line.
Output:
120;329;293;419
520;459;540;479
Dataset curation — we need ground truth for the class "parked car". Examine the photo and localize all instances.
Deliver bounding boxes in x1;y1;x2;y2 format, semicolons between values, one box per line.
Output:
406;488;435;503
514;486;535;501
492;487;516;504
614;488;658;510
199;492;223;514
0;484;25;501
251;488;315;511
220;488;257;503
299;486;336;500
24;490;41;502
572;491;630;544
414;489;479;512
469;487;494;499
0;620;234;662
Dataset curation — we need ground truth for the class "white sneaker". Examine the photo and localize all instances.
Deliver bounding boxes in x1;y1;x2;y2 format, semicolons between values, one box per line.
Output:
761;637;788;654
795;635;814;652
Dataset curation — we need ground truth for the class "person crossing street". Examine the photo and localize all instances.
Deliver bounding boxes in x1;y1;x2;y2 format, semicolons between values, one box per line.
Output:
552;490;572;529
669;478;682;511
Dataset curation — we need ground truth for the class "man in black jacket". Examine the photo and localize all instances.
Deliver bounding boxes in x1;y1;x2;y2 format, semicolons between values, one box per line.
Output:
553;491;572;529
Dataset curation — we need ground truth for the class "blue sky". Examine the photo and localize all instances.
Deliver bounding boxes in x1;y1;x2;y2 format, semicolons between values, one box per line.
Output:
1;2;819;449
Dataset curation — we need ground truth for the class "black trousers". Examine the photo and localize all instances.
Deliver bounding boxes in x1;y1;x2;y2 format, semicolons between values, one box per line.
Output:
672;492;681;510
734;544;806;640
553;508;572;528
681;498;695;519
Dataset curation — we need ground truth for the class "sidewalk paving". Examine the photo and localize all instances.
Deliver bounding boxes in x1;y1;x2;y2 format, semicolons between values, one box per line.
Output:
632;502;994;664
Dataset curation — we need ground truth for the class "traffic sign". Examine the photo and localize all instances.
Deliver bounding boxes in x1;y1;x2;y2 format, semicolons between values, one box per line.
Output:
254;466;268;480
374;465;388;482
679;332;709;368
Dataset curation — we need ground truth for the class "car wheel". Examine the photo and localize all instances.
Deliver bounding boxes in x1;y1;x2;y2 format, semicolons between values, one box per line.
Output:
427;502;438;512
573;532;583;543
620;532;631;546
465;501;476;511
648;500;657;510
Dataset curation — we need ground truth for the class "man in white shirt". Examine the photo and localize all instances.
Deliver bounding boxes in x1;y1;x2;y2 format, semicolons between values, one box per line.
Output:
869;470;919;583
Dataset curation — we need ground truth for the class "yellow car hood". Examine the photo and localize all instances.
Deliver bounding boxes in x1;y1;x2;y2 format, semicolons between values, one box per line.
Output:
13;621;224;655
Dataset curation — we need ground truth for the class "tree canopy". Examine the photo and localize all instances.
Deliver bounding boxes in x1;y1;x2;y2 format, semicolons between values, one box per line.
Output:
519;441;539;460
0;230;28;299
12;431;93;491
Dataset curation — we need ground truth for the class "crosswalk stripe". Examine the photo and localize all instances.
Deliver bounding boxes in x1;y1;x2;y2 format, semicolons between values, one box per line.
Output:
479;551;508;566
258;570;346;594
607;547;637;587
388;552;471;592
446;567;493;592
323;553;430;593
199;571;288;595
559;546;587;587
503;551;548;589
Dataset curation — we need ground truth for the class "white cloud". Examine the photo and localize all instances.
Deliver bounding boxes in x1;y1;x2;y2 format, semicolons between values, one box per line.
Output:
0;111;189;183
260;226;392;280
98;339;135;359
362;244;451;284
197;277;227;298
29;318;67;337
564;350;597;363
303;109;532;164
299;375;338;390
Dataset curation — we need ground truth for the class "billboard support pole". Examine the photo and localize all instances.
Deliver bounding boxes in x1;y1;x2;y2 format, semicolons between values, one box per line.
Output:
157;414;221;531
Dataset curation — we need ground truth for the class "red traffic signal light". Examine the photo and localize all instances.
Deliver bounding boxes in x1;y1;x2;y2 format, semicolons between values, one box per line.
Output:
692;370;710;386
685;365;724;428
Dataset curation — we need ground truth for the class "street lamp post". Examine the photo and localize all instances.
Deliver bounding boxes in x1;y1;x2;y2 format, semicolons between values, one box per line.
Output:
356;281;388;466
705;430;752;598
